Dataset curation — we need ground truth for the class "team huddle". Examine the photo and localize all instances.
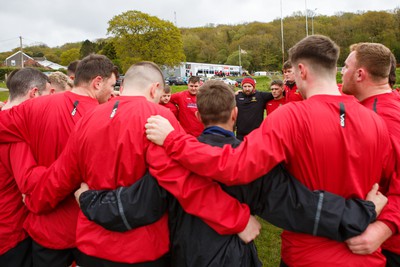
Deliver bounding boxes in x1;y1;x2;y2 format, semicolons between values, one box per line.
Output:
0;34;400;267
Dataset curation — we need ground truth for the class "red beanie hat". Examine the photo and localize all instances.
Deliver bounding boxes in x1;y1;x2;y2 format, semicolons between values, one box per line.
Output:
242;77;256;88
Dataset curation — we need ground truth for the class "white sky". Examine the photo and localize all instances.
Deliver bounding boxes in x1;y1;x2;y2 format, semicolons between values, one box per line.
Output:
0;0;398;52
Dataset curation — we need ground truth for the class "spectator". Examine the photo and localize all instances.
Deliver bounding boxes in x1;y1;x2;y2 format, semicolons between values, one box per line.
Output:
235;77;272;140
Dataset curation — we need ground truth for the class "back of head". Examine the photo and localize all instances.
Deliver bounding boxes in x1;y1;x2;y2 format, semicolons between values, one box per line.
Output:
6;69;20;90
123;61;165;91
289;35;339;75
389;53;397;89
74;55;118;87
350;43;392;82
48;71;74;92
67;60;80;78
8;68;49;101
197;80;236;126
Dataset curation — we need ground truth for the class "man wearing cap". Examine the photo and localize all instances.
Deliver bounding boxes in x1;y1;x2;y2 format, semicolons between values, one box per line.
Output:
235;77;273;140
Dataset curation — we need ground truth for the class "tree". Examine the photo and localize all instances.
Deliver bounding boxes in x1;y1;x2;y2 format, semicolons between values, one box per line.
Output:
60;48;80;66
80;39;97;58
107;10;185;72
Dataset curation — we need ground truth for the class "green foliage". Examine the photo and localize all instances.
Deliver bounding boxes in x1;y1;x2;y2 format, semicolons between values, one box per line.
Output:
60;48;80;66
80;39;97;58
0;67;19;81
107;10;186;72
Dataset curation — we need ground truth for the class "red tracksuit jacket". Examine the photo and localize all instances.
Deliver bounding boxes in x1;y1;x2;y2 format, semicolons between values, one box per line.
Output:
362;91;400;256
170;90;204;136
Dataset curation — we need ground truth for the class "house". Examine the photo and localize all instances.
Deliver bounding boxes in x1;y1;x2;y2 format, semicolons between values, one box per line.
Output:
4;51;33;68
4;51;66;70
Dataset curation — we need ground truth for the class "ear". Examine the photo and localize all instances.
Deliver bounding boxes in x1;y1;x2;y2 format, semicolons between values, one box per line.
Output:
356;68;365;82
92;76;103;90
29;88;39;98
149;83;157;99
195;110;203;123
298;63;307;80
231;107;238;122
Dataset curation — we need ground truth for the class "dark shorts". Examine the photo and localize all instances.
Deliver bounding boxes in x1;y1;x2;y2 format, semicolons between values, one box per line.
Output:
0;237;32;267
382;249;400;267
32;239;77;267
76;250;171;267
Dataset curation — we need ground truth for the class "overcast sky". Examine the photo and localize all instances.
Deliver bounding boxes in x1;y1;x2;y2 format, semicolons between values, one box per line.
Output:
0;0;398;53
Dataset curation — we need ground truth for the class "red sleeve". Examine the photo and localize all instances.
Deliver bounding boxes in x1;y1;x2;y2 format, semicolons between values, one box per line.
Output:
23;129;81;214
169;92;179;105
10;142;46;194
0;101;32;143
378;139;400;235
163;111;290;186
148;112;251;235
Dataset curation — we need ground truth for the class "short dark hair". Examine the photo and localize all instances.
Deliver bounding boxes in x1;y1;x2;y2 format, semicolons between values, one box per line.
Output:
389;53;397;89
271;80;284;87
197;80;236;126
67;60;80;76
8;68;49;101
283;61;292;70
163;85;171;94
74;55;118;86
188;76;200;84
289;35;339;71
6;69;20;90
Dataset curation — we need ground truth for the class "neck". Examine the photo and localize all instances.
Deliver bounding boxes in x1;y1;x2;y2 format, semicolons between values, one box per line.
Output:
71;85;94;98
2;96;28;110
354;82;392;102
205;122;234;132
302;79;341;99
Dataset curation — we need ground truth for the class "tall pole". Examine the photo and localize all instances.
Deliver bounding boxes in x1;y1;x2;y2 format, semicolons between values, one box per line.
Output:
311;8;317;35
174;11;177;26
305;0;308;36
238;45;242;74
280;0;285;66
20;36;24;68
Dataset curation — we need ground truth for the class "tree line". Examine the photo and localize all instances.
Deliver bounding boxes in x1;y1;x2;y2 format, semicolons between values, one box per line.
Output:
1;9;399;73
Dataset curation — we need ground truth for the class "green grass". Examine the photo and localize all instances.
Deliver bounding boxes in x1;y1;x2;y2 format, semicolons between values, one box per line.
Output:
0;91;9;102
255;220;282;267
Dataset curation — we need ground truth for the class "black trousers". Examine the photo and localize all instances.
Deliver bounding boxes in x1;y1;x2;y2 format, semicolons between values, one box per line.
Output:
76;251;171;267
382;249;400;267
280;260;289;267
32;240;77;267
0;237;32;267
